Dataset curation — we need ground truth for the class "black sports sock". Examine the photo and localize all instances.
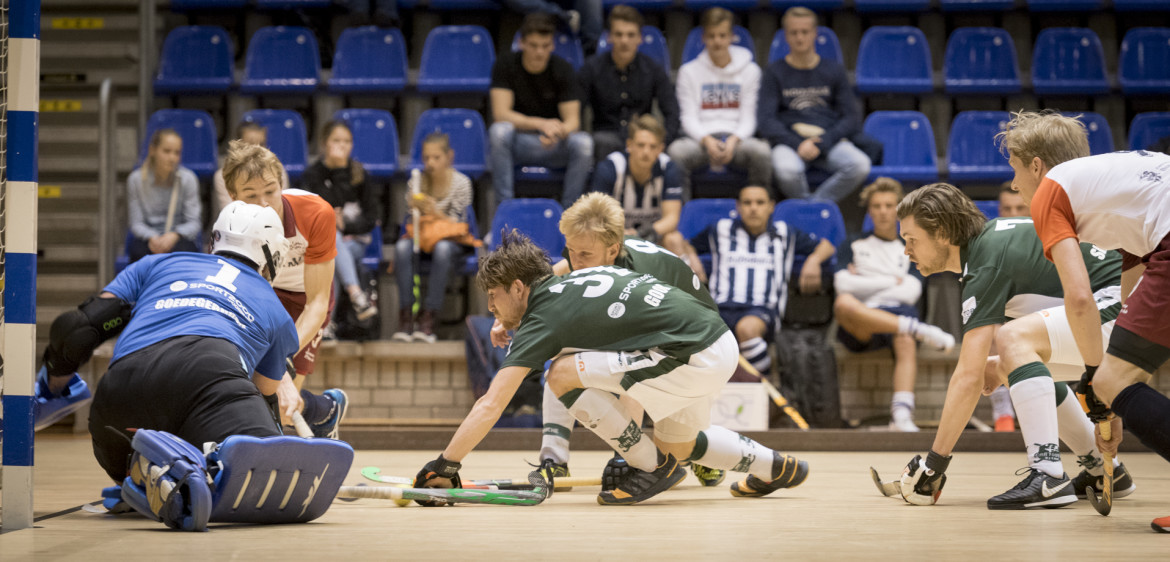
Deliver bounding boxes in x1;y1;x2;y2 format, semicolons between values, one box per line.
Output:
1112;382;1170;463
300;389;336;425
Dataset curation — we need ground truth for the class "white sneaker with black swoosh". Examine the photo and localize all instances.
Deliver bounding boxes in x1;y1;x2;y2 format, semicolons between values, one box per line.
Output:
987;468;1077;510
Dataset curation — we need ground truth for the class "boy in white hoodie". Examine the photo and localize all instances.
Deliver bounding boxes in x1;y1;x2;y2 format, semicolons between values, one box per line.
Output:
667;8;771;195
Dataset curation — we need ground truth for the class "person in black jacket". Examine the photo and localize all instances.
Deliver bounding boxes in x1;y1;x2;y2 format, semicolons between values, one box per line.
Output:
301;120;379;322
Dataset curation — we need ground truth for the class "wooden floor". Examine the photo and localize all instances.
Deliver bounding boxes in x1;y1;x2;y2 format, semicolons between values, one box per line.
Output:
2;434;1168;559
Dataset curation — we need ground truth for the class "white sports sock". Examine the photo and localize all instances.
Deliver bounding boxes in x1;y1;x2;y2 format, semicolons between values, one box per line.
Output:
739;337;770;374
891;391;915;419
1055;385;1107;476
896;315;919;335
1010;376;1063;478
990;385;1015;419
563;389;658;471
689;425;776;479
540;382;574;465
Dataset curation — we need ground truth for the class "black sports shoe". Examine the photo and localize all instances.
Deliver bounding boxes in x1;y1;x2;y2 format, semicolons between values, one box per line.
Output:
987;468;1076;510
597;453;686;505
600;453;631;492
730;452;808;497
1071;463;1135;499
538;458;573;492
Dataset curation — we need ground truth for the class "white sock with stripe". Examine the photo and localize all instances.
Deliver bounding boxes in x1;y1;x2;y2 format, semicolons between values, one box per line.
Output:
540;381;573;465
891;391;915;421
1054;382;1110;475
739;337;770;374
688;425;776;479
1008;365;1063;478
560;388;658;472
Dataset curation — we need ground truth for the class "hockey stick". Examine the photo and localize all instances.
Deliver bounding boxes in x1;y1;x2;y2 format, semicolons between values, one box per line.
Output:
360;466;600;490
1086;419;1114;516
410;169;423;325
869;467;901;498
292;411;314;438
337;477;549;506
736;355;811;430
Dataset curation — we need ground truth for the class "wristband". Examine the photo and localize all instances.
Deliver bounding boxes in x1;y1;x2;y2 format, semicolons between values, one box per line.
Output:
925;450;952;474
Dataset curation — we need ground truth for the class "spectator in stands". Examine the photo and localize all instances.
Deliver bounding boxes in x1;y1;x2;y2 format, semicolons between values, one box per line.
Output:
489;13;593;208
682;185;834;376
212;123;289;223
758;6;870;203
578;5;679;160
495;0;601;54
127;128;202;263
668;8;771;196
301;120;379;324
833;178;955;433
998;181;1029;218
589;115;683;244
392;133;476;344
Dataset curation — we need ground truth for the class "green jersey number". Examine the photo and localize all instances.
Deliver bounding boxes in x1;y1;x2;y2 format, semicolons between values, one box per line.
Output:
994;218;1034;231
549;266;633;298
625;238;678;257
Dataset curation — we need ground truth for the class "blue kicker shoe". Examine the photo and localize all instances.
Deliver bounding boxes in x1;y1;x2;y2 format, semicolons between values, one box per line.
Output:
312;389;349;439
34;367;93;431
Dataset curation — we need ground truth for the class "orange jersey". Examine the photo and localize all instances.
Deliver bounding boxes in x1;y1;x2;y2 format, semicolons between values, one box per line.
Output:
273;189;337;292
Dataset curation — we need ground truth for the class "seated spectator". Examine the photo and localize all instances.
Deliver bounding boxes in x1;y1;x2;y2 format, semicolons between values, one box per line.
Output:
998;181;1029;218
127;128;202;263
495;0;601;54
300;120;379;323
392;133;476;343
589;115;682;244
490;13;593;208
578;5;678;160
212;122;289;223
758;7;870;203
832;178;955;433
683;185;834;375
668;8;771;196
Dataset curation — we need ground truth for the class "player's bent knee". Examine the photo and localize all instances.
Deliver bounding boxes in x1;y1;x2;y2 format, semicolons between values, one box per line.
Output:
545;355;582;396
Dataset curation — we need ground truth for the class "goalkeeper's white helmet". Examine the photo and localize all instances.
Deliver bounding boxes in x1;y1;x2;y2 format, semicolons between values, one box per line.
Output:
211;201;286;282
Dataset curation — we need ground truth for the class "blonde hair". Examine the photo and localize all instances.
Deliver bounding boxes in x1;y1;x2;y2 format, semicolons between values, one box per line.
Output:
560;192;626;249
996;110;1090;170
141;128;182;184
896;182;986;247
858;177;904;208
700;7;734;31
781;6;817;29
222;140;285;196
628;114;666;143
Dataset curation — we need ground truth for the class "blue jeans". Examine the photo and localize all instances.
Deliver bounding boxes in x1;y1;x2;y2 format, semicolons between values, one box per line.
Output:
772;140;872;203
334;232;368;289
496;0;601;49
489;121;593;208
394;238;463;312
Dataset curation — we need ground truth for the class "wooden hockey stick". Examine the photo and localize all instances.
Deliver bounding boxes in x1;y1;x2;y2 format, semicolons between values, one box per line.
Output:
736;355;810;430
360;466;600;490
337;483;549;506
1086;419;1114;516
292;411;314;438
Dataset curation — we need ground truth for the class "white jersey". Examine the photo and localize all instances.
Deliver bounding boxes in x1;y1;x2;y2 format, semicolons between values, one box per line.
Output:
834;233;921;308
1034;151;1170;259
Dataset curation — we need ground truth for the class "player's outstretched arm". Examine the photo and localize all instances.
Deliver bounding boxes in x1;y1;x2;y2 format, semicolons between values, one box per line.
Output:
929;324;996;458
296;260;335;352
1049;238;1103;368
440;366;530;463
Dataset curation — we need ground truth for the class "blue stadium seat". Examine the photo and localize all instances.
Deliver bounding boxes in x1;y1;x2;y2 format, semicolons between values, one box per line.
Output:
333;109;399;181
855;0;931;12
975;200;999;220
361;224;383;273
940;0;1015;10
255;0;331;8
511;30;584;71
141;109;219;180
944;27;1021;95
1119;28;1170;95
602;0;674;10
863;111;939;183
856;26;933;94
409;109;488;180
1129;112;1170;151
1031;28;1108;96
241;109;309;182
771;0;845;8
681;25;755;65
170;0;247;9
678;198;738;241
684;0;756;10
1063;111;1114;155
329;26;407;94
241;26;320;95
1026;0;1104;10
489;199;565;260
418;26;495;94
1114;0;1168;9
772;199;845;272
947;111;1013;183
768;26;842;65
598;26;671;70
154;26;234;95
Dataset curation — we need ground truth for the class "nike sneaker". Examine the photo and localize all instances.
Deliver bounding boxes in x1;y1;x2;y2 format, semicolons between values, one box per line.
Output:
1071;463;1136;499
987;468;1076;510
